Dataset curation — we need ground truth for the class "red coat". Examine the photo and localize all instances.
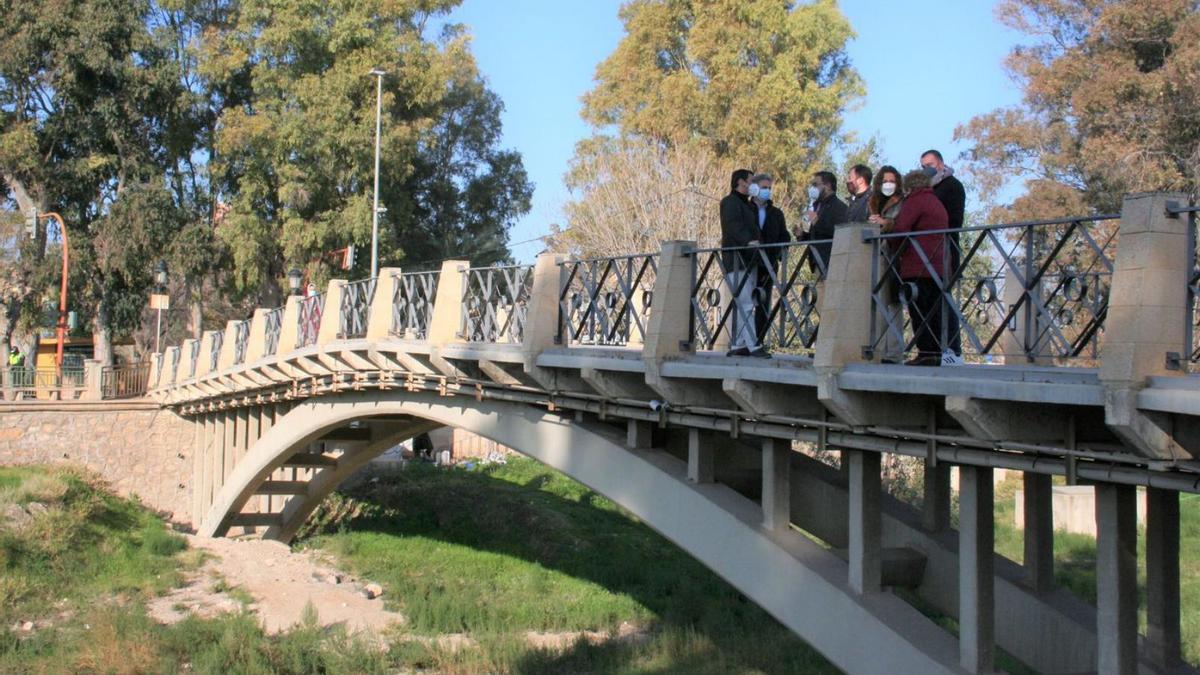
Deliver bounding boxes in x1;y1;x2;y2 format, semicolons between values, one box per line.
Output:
890;188;950;279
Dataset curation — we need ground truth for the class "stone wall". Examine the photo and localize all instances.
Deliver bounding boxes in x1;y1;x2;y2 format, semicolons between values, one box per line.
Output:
0;401;194;524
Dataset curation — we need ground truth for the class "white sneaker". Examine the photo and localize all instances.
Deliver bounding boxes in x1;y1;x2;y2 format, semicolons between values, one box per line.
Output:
941;351;964;366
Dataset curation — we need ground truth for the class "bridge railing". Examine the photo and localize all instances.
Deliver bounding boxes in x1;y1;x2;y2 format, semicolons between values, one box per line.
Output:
1165;200;1200;372
100;361;151;399
339;278;375;340
2;366;86;400
187;339;201;379
685;241;829;354
864;214;1120;364
460;264;534;343
297;292;325;348
557;252;658;347
263;306;283;357
207;329;225;371
391;271;438;340
232;320;251;365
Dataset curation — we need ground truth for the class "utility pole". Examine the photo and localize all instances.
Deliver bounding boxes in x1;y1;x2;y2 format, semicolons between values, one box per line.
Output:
369;68;386;279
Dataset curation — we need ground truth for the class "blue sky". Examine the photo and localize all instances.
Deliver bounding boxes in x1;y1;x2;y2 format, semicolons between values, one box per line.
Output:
445;1;1028;262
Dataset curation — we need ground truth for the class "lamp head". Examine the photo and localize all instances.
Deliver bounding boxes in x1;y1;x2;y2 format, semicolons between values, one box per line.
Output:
287;268;303;295
153;260;169;288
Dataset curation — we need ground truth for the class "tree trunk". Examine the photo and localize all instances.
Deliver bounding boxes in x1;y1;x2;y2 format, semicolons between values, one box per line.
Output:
188;278;203;340
92;304;113;366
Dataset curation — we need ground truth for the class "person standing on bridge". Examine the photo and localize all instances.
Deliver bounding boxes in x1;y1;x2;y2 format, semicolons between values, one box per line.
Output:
845;164;873;224
720;169;767;357
920;149;965;365
795;171;847;276
750;173;790;348
868;166;905;364
892;169;950;366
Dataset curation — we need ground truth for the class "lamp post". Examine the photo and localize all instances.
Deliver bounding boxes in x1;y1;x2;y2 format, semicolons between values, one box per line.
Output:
369;68;386;279
153;261;169;353
287;268;304;296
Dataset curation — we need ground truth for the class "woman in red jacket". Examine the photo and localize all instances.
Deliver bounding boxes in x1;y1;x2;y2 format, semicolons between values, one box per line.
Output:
891;170;950;366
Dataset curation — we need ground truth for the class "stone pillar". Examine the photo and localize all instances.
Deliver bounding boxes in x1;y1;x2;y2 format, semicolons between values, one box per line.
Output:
277;296;302;356
222;410;236;483
195;330;222;379
83;359;103;400
1095;482;1137;675
244;309;270;364
687;428;714;484
521;253;567;389
1023;472;1054;593
178;339;197;380
848;450;881;594
959;465;994;673
207;413;223;517
366;267;404;341
427;260;470;378
217;320;242;370
643;241;701;402
1146;487;1181;670
191;416;205;525
316;279;347;346
922;463;951;532
626;420;652;449
1100;191;1192;459
761;438;790;532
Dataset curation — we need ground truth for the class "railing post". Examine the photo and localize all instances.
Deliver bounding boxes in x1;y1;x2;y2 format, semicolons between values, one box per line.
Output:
82;359;103;400
643;241;699;402
317;280;347;346
428;260;469;377
521;253;565;387
244;309;269;364
1100;191;1191;459
195;330;221;378
217;320;241;370
366;267;403;341
277;296;302;355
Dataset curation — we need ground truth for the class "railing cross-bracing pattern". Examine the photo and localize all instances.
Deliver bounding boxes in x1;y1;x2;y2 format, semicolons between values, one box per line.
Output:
339;278;376;340
188;339;201;378
298;293;325;348
460;264;534;343
232;320;251;366
391;271;438;340
687;242;828;354
865;214;1120;364
557;253;658;347
208;330;225;371
100;362;151;399
263;307;283;357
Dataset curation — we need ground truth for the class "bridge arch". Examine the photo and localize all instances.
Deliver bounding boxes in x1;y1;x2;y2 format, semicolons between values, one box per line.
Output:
198;389;963;674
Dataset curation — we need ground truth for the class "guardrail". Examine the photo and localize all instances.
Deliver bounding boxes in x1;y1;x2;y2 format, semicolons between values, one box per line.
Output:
2;367;86;400
339;278;375;339
208;329;225;371
1167;200;1200;372
557;253;658;347
298;293;325;348
392;271;438;340
232;320;251;365
187;339;200;379
263;307;283;357
101;362;151;399
864;214;1120;364
460;264;534;343
686;241;828;354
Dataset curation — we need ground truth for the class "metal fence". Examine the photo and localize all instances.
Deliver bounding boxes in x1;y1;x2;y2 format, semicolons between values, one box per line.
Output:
460;264;534;343
391;271;439;340
101;361;151;399
1168;200;1200;371
2;367;86;400
187;339;201;378
686;242;829;354
558;253;657;347
339;278;375;339
864;214;1120;364
232;320;251;365
264;307;283;357
298;293;325;347
208;330;225;371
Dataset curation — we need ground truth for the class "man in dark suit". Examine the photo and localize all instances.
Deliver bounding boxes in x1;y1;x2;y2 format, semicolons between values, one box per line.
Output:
796;170;848;275
719;168;766;356
748;173;790;347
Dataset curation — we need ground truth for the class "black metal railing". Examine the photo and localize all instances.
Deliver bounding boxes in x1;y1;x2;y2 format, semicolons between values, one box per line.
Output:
166;346;180;385
298;293;325;347
1168;200;1200;371
339;278;375;339
864;214;1120;364
208;330;225;371
187;339;200;378
460;264;534;343
686;241;829;354
101;361;151;399
391;271;438;340
151;352;164;389
232;320;251;365
558;253;657;347
263;307;283;357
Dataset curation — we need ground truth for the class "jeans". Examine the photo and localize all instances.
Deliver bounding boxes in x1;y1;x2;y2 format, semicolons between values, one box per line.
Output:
725;269;758;351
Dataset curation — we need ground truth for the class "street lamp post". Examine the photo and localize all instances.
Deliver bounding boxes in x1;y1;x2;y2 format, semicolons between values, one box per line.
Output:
369;68;386;279
153;261;169;353
287;268;304;296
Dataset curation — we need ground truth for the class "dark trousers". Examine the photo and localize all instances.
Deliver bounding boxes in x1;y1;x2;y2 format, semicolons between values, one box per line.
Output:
907;277;945;359
754;266;772;343
946;233;962;356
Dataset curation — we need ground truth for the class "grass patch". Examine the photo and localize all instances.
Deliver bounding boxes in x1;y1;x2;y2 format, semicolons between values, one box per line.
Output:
297;458;838;673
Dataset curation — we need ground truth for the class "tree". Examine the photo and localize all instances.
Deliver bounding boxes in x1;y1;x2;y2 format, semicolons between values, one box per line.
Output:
201;0;531;290
580;0;863;187
957;0;1200;219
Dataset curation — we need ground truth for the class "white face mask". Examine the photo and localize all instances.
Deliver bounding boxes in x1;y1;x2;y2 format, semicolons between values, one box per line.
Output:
881;182;897;197
748;183;760;198
807;185;821;201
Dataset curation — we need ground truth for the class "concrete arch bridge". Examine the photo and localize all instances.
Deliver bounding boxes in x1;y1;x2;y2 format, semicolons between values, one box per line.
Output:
142;192;1200;674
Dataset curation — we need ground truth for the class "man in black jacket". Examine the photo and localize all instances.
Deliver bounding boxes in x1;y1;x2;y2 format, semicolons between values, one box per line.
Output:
719;169;766;357
921;149;966;363
749;173;790;346
796;171;848;275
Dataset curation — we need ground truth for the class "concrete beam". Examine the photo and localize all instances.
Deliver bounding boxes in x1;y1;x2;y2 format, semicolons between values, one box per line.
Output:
946;396;1066;443
959;465;995;673
581;367;657;400
1095;482;1137;675
687;427;714;484
721;378;823;417
627;419;653;449
923;463;951;532
1146;487;1182;670
848;450;881;594
762;438;790;532
1022;472;1054;594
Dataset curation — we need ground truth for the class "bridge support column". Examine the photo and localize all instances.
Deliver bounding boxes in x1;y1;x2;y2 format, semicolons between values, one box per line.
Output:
1022;472;1054;593
1146;486;1181;670
922;463;951;532
959;465;994;673
848;450;881;594
627;420;653;449
208;413;224;519
191;416;205;525
687;428;714;484
761;438;790;532
1095;482;1137;675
